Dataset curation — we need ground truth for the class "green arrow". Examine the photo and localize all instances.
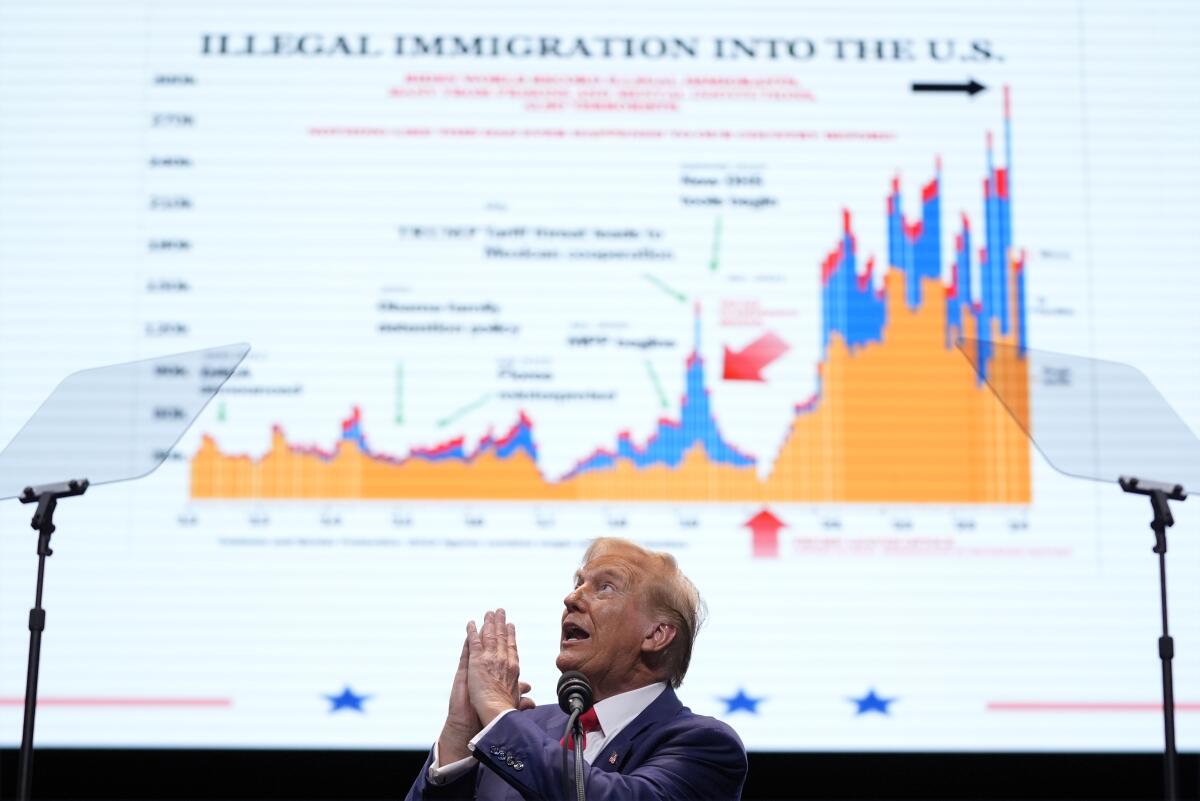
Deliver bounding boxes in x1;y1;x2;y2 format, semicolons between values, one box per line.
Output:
645;360;668;409
395;363;404;424
643;273;687;303
709;215;723;271
438;393;492;428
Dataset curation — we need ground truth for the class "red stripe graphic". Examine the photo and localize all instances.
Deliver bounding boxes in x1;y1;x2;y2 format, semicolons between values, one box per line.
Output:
989;702;1200;713
0;698;231;708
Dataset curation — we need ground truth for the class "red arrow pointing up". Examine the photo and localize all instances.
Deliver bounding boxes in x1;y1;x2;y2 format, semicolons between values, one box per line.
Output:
743;508;786;558
723;332;789;382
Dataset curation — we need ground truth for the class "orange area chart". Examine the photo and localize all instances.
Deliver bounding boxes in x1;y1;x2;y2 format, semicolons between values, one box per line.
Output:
192;91;1030;505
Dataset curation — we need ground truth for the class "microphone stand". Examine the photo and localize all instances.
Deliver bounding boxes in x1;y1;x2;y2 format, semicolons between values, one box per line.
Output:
573;714;586;801
557;671;592;801
560;709;588;801
561;710;579;801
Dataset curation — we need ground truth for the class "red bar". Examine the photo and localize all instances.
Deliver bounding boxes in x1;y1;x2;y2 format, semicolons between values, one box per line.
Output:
0;698;232;707
857;256;875;291
988;702;1200;713
922;179;938;202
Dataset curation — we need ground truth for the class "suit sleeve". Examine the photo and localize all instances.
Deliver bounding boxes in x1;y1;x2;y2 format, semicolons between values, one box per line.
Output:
471;711;747;801
403;747;480;801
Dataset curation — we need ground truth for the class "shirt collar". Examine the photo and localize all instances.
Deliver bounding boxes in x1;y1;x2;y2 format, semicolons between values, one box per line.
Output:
590;682;667;740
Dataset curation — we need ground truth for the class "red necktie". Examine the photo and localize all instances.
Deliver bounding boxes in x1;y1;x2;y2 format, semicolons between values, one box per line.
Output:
562;707;602;751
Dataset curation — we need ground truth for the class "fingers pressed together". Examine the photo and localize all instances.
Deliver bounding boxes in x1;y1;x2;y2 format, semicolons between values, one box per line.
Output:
463;608;535;721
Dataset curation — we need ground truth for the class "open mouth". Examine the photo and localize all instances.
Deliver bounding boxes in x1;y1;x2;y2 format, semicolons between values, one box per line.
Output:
562;623;590;642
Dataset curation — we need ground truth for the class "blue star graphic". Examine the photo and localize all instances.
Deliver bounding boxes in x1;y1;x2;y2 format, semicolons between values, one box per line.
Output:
719;688;765;714
325;686;371;713
850;688;896;715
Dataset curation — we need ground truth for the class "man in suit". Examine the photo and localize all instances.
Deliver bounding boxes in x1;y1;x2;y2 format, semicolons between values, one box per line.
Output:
404;536;747;800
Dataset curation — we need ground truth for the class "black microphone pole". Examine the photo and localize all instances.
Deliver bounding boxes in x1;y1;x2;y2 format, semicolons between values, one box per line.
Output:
557;671;593;801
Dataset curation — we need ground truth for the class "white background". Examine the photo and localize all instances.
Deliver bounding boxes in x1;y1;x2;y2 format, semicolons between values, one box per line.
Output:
1;0;1199;751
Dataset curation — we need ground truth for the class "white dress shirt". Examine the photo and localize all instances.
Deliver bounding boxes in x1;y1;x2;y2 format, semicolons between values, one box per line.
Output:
428;681;667;785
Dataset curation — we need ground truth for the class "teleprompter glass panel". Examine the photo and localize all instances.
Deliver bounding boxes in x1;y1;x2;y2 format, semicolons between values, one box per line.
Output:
958;338;1199;489
0;344;249;500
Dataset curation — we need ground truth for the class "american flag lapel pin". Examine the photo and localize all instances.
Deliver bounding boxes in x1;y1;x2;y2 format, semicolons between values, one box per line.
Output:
608;752;618;765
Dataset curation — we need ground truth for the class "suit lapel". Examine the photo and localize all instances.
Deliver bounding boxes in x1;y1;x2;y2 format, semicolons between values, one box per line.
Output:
593;686;682;774
541;705;569;741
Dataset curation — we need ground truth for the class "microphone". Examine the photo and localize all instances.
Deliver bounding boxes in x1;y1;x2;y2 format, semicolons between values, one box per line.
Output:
557;670;593;715
557;671;594;801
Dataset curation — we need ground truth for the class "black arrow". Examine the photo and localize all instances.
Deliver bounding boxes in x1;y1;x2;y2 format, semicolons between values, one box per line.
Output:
911;78;986;96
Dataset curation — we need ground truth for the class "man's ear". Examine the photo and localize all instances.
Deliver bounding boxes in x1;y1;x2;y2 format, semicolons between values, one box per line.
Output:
641;621;678;655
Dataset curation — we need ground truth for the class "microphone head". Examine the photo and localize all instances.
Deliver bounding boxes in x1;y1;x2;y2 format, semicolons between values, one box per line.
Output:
556;670;594;714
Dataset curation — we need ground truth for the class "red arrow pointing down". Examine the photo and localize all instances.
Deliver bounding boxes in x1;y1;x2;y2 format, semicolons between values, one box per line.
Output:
723;332;789;381
744;509;786;558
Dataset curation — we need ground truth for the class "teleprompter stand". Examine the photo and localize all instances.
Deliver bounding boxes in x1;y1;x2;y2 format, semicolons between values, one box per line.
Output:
1119;476;1187;801
16;479;89;801
0;342;249;801
957;339;1200;801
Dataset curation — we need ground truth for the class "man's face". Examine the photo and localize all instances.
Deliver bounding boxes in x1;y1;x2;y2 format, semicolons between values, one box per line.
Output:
556;554;653;694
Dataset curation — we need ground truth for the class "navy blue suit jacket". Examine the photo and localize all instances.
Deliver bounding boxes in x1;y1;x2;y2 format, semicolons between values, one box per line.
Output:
404;687;747;800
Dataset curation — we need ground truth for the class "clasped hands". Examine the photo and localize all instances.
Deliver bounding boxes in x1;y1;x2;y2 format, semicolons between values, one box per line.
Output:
438;608;536;764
